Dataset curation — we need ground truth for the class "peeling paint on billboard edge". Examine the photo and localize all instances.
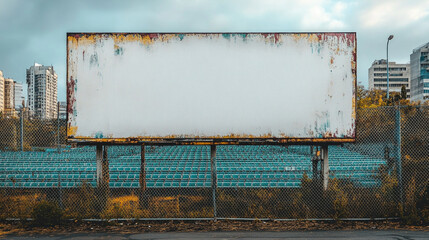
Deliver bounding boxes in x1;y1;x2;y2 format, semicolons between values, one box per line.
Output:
67;32;357;48
67;137;356;145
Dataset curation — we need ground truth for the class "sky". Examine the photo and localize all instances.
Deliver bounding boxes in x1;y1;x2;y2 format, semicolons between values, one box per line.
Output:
0;0;428;101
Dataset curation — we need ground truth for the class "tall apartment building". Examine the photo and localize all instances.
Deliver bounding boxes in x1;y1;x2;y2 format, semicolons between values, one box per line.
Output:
410;42;429;102
14;81;24;110
4;78;16;117
26;63;58;119
0;70;4;114
368;59;410;98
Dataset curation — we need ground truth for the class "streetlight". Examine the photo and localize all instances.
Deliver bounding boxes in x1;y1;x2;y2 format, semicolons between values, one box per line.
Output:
386;35;394;99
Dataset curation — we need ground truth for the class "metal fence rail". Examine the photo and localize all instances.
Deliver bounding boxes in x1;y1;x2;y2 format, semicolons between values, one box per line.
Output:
0;106;428;220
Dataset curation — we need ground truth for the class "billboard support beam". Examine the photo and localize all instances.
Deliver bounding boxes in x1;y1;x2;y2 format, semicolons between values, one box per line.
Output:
96;145;109;210
96;145;109;189
96;145;103;187
139;144;148;209
321;145;329;190
210;145;217;220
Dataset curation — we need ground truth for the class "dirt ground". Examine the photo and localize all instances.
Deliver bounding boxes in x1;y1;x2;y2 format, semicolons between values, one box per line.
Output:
0;220;428;237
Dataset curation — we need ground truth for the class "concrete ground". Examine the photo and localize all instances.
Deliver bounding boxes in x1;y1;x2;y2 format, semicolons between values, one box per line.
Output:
3;230;429;240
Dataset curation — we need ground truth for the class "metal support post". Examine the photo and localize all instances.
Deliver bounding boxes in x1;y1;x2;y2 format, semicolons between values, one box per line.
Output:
57;102;60;153
321;145;329;190
20;109;24;152
210;145;217;220
140;144;148;208
396;106;403;204
96;145;103;187
96;145;109;210
58;173;63;209
386;35;394;99
102;146;109;188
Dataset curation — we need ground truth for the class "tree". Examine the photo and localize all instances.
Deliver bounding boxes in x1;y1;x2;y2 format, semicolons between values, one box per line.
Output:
357;85;387;109
401;85;407;100
357;85;414;108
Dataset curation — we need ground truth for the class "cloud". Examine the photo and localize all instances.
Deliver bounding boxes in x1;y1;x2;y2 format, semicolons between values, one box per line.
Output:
0;0;428;100
301;5;345;29
239;0;348;30
359;0;429;28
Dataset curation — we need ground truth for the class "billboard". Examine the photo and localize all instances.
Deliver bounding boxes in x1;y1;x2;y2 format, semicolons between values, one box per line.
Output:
67;33;356;145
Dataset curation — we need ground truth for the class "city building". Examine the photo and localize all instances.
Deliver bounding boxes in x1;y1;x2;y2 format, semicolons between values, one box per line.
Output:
58;101;67;119
0;70;4;114
4;78;17;117
14;81;24;110
368;59;410;99
410;42;429;102
26;63;58;119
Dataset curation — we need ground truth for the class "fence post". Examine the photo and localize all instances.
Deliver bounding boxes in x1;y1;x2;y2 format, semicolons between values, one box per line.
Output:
58;173;63;209
396;106;403;205
210;145;217;220
57;102;60;153
20;108;24;152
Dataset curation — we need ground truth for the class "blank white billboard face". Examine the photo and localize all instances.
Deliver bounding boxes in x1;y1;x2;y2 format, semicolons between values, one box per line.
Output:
67;33;356;144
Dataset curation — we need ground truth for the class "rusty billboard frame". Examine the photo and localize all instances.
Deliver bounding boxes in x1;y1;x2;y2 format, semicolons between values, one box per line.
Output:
66;32;357;146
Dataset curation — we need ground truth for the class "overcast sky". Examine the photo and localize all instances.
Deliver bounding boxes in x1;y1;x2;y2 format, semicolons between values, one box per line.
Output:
0;0;428;101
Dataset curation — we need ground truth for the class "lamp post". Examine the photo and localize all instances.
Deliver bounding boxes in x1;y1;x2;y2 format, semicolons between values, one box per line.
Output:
386;35;394;99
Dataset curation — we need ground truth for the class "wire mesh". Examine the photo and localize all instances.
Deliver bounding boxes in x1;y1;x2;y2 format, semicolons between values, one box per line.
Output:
0;106;428;220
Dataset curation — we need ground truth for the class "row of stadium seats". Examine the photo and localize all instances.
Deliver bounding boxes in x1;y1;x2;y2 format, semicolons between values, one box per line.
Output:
0;171;376;182
0;165;381;173
0;145;387;189
0;180;304;188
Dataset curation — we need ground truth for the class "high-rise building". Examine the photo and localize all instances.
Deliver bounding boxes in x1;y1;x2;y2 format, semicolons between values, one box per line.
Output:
0;70;4;114
4;78;14;109
26;63;58;119
4;78;17;117
410;42;429;102
13;81;25;110
368;59;410;98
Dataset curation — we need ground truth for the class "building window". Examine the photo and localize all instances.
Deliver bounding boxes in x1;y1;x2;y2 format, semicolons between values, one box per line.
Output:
374;84;408;88
374;73;403;77
374;78;409;82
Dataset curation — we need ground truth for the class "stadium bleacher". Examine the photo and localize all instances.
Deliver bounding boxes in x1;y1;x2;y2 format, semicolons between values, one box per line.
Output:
0;145;386;188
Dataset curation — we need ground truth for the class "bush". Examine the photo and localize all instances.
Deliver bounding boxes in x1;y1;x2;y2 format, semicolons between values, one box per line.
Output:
400;178;429;225
101;194;148;219
31;201;62;226
7;193;45;220
63;182;98;220
0;190;7;220
326;178;349;220
416;183;429;225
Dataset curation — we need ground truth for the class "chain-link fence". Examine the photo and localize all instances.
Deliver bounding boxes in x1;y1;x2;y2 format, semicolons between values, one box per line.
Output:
0;106;428;221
